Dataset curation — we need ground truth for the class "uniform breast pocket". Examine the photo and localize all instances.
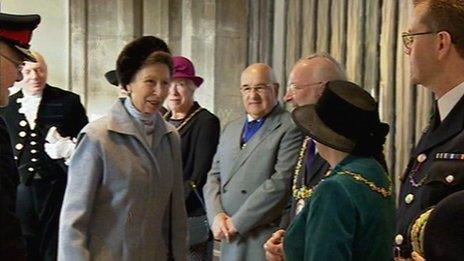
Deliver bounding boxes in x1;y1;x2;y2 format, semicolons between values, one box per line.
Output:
422;159;464;207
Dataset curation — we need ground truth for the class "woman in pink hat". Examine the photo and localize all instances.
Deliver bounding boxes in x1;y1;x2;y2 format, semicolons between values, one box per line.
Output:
164;56;220;260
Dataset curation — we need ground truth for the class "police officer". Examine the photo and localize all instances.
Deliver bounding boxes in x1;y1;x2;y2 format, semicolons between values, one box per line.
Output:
0;12;40;258
0;51;88;261
396;0;464;259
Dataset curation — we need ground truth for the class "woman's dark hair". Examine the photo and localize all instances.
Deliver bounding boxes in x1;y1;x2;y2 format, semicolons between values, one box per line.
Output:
116;36;171;89
351;122;390;171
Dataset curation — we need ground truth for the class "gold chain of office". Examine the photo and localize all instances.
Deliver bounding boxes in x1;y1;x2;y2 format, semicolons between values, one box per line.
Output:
338;170;393;198
292;137;392;200
164;107;204;131
292;136;314;200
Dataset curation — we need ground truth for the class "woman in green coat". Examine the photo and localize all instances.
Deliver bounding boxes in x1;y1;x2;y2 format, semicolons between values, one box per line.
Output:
284;80;395;261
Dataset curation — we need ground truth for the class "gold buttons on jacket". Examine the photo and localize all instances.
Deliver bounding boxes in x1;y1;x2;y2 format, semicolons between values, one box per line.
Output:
19;131;26;137
405;194;414;204
31;149;37;154
395;234;404;245
445;175;455;183
19;120;27;127
15;143;23;150
417;154;427;163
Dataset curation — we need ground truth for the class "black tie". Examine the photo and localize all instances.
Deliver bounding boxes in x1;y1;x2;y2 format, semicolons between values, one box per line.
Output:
430;101;440;131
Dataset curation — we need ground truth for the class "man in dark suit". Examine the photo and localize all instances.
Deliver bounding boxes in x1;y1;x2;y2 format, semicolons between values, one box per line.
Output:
0;12;40;259
263;53;347;261
0;51;88;261
395;0;464;259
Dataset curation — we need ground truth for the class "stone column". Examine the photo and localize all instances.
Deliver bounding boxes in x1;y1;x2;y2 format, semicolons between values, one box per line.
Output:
178;0;247;124
69;0;143;118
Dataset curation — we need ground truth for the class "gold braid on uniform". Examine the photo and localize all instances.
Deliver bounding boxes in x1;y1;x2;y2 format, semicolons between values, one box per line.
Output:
410;208;434;257
292;137;314;200
164;107;204;131
338;170;393;198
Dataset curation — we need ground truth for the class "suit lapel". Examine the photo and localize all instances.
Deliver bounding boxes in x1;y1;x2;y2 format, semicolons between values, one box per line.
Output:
36;85;50;119
415;95;464;153
305;153;329;185
220;120;243;185
224;106;283;186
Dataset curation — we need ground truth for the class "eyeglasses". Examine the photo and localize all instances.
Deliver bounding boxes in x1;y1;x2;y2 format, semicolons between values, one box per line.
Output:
286;81;323;93
0;52;24;72
401;31;437;50
240;84;273;94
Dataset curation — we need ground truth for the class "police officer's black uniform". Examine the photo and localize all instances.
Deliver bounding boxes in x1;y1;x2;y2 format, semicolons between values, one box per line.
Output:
395;97;464;258
0;12;40;259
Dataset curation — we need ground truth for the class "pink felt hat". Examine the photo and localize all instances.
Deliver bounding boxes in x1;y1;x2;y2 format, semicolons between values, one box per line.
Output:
172;56;204;87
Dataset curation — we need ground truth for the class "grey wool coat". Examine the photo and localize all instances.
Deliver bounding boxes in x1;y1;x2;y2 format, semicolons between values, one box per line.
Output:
58;98;187;261
203;105;303;261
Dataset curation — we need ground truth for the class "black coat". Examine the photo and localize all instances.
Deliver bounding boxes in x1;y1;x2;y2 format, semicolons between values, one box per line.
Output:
0;117;25;259
165;102;220;216
289;152;329;220
279;142;330;228
0;85;88;260
1;86;88;184
396;95;464;258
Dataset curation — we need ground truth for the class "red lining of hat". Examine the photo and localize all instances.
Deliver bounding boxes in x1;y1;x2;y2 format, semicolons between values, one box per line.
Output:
0;29;32;47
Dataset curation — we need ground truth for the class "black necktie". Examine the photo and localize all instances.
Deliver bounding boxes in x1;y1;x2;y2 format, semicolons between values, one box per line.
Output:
430;101;440;131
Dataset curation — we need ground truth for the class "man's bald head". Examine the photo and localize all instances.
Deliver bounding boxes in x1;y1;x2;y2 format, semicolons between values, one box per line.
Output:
241;63;278;84
294;53;346;83
240;63;279;119
21;50;48;95
285;53;347;107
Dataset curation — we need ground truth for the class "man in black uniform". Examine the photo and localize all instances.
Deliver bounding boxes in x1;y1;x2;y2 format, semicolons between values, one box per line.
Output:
395;0;464;259
0;51;88;260
0;12;40;259
263;53;347;261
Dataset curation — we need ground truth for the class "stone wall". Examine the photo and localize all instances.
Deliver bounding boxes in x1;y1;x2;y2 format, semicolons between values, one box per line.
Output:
2;0;431;188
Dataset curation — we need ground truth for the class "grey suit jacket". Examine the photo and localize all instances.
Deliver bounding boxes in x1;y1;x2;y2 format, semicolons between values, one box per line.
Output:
204;105;302;261
58;98;187;261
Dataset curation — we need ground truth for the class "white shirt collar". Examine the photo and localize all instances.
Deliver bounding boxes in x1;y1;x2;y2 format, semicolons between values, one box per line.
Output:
246;114;264;122
437;81;464;121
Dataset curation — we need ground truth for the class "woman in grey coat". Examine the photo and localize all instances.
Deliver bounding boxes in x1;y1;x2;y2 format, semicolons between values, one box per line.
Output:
58;36;188;261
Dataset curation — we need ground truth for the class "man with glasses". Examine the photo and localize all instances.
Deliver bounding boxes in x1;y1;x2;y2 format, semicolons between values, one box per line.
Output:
264;53;348;261
0;12;40;258
203;63;302;261
395;1;464;260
